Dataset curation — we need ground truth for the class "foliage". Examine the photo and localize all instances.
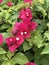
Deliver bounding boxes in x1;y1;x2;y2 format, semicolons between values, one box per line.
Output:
0;0;49;65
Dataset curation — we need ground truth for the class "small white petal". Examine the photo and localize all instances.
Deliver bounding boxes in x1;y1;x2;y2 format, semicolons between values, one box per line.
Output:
26;12;29;15
21;32;23;35
10;39;12;41
27;14;29;16
26;12;29;16
24;32;27;34
16;37;19;41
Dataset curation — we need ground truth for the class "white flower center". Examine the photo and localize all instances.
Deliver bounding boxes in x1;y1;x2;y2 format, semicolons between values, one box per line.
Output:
26;12;29;16
16;37;19;41
10;39;12;42
24;32;27;34
26;12;28;14
21;32;23;35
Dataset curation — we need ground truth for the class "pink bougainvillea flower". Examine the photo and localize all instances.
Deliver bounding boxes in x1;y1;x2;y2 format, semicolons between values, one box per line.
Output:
0;0;3;3
18;22;31;39
30;21;37;31
24;0;32;3
6;36;24;52
23;19;37;31
26;62;37;65
6;37;15;47
11;22;31;39
7;2;13;7
24;0;32;5
18;8;32;20
0;34;3;45
11;22;21;35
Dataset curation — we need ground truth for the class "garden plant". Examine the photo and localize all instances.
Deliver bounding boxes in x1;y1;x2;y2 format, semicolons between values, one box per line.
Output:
0;0;49;65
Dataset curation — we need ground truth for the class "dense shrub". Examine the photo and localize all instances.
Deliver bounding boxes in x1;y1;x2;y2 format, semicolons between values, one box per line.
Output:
0;0;49;65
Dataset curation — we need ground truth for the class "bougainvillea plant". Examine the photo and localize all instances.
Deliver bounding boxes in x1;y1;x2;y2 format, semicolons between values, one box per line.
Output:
0;0;49;65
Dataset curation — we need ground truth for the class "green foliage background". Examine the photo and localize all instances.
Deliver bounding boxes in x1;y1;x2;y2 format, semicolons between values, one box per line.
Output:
0;0;49;65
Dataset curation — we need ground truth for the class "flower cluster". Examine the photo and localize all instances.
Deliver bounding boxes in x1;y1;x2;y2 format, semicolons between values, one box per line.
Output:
24;0;32;5
24;0;32;3
0;0;32;6
0;9;37;65
0;0;37;65
0;0;13;7
26;62;37;65
7;2;13;7
24;0;32;4
5;8;37;52
0;0;37;53
0;0;3;3
0;34;3;45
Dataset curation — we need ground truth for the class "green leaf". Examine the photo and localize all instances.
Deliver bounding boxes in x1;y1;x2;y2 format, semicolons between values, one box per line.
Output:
0;24;11;30
0;55;8;60
37;6;47;17
41;44;49;54
26;38;33;46
7;51;15;59
48;14;49;19
25;51;34;61
2;10;10;20
34;19;41;24
12;52;29;65
23;42;31;52
34;34;43;48
38;0;44;4
0;47;7;54
47;23;49;27
2;61;14;65
41;55;49;65
2;32;13;39
44;31;49;40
